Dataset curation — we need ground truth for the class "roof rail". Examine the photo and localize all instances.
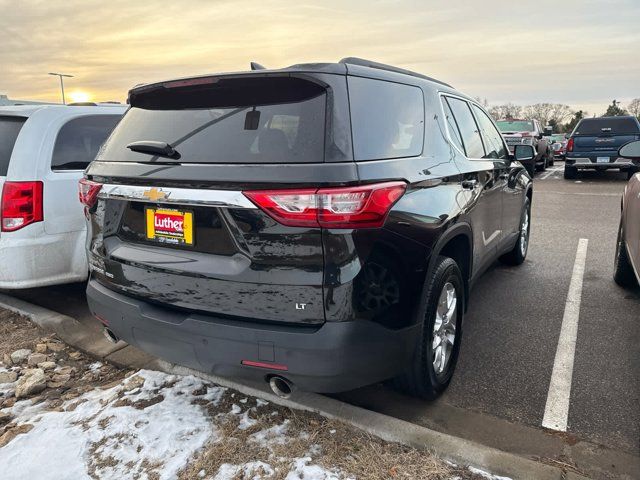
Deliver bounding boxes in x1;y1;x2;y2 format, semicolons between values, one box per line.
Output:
339;57;452;88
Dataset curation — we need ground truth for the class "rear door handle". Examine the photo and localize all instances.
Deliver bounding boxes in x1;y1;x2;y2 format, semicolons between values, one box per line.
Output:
462;179;478;189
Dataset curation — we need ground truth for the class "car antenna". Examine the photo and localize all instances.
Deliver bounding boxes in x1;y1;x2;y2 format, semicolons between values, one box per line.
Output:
250;62;266;70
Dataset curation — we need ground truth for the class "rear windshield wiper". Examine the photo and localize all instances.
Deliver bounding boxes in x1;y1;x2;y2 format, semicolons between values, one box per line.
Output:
126;141;180;159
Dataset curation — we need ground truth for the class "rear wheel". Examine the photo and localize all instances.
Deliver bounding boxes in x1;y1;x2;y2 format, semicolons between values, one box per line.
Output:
500;197;531;266
564;164;578;179
614;221;638;288
396;256;464;400
627;168;638;181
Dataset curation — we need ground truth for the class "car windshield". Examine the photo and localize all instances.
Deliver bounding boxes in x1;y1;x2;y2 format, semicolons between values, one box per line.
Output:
496;120;535;132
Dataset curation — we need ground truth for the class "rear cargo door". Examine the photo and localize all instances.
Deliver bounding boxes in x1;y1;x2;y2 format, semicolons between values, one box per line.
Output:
87;75;353;326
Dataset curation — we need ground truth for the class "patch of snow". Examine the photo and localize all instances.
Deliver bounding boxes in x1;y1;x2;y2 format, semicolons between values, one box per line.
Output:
230;403;242;415
238;409;258;430
256;398;269;407
89;361;103;373
285;457;343;480
468;466;513;480
250;419;290;447
213;461;274;479
0;369;217;480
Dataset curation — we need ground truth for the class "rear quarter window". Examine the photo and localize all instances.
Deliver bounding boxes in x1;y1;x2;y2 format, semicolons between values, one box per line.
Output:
51;115;122;171
348;77;424;161
0;116;27;176
574;117;640;136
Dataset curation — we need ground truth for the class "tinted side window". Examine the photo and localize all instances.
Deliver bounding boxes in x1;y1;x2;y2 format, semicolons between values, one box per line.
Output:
51;115;122;171
442;99;464;152
471;104;508;159
0;116;27;176
349;77;424;161
445;97;485;158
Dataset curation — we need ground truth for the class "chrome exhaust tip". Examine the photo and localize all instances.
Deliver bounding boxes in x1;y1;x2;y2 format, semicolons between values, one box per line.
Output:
268;375;294;399
102;327;119;344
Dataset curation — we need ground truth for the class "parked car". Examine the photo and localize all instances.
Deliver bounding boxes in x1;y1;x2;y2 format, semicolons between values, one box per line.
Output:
82;58;533;399
496;118;553;175
549;134;567;159
614;140;640;288
564;116;640;179
0;104;125;289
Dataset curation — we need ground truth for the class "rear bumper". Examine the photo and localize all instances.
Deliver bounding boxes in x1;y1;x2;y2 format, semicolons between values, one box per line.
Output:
566;156;638;169
86;279;419;393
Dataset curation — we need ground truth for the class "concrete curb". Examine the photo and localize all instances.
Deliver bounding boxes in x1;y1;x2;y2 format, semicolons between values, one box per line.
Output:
0;294;589;480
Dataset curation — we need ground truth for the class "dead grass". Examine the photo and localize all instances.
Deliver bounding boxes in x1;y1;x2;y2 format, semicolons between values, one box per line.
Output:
179;392;481;480
0;310;42;356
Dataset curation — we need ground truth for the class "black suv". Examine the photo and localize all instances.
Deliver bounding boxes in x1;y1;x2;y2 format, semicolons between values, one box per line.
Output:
81;58;534;399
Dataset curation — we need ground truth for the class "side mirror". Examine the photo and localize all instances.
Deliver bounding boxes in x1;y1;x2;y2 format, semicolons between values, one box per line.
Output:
514;144;535;162
537;133;544;139
618;140;640;160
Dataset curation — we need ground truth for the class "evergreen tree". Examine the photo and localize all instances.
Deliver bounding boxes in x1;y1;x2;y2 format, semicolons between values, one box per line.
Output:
603;100;628;117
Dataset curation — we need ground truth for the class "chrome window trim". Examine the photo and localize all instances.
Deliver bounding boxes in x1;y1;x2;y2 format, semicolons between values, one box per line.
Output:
97;184;257;209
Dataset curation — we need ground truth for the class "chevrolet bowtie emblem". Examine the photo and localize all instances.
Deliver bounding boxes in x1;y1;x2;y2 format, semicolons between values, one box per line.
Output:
142;188;169;202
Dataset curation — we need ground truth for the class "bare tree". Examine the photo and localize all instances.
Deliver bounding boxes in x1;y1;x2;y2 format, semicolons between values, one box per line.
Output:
488;103;522;120
520;103;574;127
627;98;640;119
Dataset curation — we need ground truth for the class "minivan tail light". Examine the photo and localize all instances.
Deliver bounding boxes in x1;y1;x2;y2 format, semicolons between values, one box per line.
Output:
566;137;574;152
78;179;102;208
243;182;407;229
1;181;44;232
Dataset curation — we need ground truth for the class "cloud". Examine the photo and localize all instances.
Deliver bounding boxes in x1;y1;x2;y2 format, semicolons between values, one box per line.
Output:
1;0;638;113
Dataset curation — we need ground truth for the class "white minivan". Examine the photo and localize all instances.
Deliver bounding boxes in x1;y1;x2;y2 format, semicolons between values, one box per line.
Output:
0;104;126;288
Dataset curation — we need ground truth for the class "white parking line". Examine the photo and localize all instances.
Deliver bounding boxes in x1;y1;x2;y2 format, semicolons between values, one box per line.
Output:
539;167;563;180
542;238;589;431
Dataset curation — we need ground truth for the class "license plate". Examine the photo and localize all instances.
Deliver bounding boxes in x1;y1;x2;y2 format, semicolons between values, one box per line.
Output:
145;208;194;245
596;157;610;163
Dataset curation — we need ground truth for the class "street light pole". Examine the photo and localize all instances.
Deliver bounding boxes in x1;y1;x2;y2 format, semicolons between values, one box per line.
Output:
48;72;73;104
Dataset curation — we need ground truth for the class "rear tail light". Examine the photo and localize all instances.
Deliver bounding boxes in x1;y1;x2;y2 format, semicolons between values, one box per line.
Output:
566;137;574;152
243;181;407;229
78;179;102;208
1;181;44;232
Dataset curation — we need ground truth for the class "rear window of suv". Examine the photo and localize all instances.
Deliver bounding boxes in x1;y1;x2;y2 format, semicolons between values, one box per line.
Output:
574;117;640;136
0;116;27;176
348;77;424;161
52;115;122;171
99;76;327;164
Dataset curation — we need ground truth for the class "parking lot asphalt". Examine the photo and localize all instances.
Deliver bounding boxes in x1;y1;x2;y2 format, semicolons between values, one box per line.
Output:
5;161;639;478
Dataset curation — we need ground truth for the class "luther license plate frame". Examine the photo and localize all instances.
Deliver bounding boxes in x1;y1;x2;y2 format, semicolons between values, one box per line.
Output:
145;207;194;246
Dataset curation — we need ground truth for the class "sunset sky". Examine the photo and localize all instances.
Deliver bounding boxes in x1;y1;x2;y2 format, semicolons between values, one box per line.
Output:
1;0;638;115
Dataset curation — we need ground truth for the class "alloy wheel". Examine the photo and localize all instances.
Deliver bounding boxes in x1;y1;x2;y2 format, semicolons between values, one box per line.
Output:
431;282;457;376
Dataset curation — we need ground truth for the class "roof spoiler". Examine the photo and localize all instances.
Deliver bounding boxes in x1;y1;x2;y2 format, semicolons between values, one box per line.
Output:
339;57;452;88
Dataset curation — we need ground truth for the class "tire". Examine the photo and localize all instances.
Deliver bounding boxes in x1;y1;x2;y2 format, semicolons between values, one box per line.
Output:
395;256;464;400
614;221;638;288
536;159;545;172
564;165;577;179
627;168;638;181
499;197;531;266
